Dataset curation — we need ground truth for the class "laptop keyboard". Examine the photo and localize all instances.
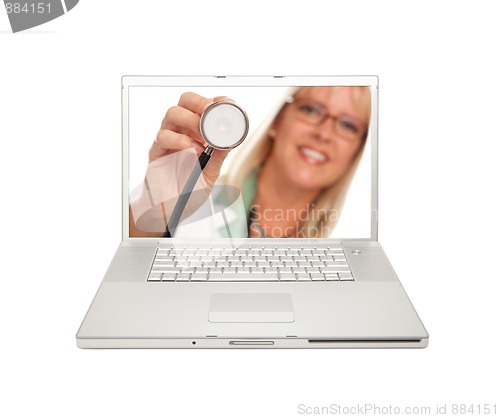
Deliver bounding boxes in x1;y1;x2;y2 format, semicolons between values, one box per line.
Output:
147;246;354;282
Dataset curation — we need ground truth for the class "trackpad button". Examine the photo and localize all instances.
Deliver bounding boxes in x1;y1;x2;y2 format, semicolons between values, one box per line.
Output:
208;293;294;323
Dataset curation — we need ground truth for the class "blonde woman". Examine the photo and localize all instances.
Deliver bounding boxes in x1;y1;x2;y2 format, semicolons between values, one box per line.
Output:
130;86;371;238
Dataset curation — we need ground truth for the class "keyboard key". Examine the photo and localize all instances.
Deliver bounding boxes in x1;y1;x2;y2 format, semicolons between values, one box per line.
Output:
158;260;176;265
176;273;191;281
191;273;208;281
322;267;350;273
148;273;162;281
279;273;296;281
339;273;354;281
208;272;279;281
152;266;180;273
323;262;349;266
310;272;324;280
157;248;172;254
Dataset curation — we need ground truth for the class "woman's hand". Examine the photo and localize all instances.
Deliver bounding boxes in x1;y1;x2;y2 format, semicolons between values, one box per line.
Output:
150;92;231;188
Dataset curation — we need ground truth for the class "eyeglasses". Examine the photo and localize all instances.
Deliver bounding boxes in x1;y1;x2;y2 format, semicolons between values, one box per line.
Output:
286;97;368;142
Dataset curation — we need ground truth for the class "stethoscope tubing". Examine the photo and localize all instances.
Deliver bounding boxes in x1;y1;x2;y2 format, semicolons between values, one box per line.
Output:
163;146;214;238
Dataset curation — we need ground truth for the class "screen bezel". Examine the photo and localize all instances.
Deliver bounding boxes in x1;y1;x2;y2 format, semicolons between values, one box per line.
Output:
122;75;379;243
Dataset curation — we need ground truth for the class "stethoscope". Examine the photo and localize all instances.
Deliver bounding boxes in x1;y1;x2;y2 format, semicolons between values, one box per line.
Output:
163;100;249;237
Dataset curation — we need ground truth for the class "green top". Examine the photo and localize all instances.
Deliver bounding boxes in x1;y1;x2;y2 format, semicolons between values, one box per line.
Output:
214;171;258;238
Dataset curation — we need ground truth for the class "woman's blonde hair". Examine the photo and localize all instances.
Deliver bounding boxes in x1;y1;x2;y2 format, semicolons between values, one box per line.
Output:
222;86;371;238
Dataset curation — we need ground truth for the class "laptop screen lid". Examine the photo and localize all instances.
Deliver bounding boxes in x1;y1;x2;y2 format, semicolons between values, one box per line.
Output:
122;76;378;242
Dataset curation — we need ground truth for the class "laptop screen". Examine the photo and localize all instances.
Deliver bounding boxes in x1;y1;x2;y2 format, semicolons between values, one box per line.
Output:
125;77;377;240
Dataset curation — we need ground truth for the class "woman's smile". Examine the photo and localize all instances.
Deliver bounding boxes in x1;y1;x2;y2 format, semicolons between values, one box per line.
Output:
297;145;329;165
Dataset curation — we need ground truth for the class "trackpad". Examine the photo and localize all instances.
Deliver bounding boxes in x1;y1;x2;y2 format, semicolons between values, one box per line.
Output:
209;293;294;323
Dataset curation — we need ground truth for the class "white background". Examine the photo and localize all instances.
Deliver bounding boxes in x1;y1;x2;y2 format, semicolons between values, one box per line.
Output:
1;1;499;417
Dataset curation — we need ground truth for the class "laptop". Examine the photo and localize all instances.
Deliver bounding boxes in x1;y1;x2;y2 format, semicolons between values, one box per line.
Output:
76;75;428;348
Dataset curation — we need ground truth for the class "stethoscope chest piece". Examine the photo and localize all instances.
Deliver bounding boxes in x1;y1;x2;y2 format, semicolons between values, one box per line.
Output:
200;101;249;150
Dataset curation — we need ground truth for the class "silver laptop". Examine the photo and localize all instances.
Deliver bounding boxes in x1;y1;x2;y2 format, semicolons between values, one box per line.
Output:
76;75;428;348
